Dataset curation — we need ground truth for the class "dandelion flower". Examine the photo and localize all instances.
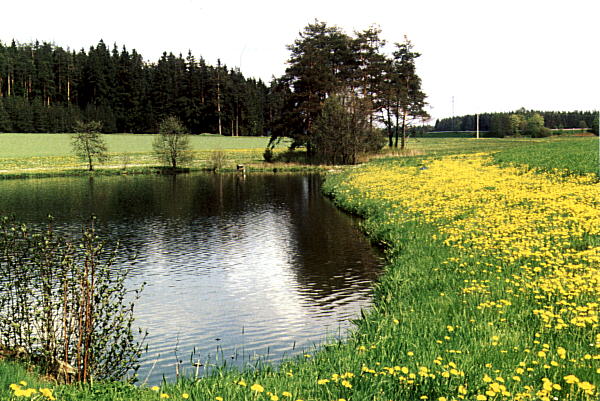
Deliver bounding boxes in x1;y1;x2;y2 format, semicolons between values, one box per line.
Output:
250;383;264;393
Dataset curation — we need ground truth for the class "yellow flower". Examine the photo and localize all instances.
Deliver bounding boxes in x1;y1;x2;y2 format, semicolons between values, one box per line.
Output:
564;375;580;384
270;396;279;401
39;388;56;400
250;383;264;393
237;380;247;387
160;393;170;399
476;395;487;401
151;386;160;391
182;394;189;399
215;397;223;401
14;388;38;397
282;391;292;397
317;379;329;385
439;397;448;401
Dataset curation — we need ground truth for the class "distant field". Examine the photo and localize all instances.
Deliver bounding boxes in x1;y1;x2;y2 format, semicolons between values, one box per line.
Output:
0;133;596;178
378;136;540;157
0;133;276;158
493;136;599;177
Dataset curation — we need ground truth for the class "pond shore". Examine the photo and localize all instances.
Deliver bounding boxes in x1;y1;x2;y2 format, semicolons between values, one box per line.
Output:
1;136;598;400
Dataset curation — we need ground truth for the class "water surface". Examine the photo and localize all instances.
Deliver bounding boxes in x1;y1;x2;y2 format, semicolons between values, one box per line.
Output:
0;173;382;383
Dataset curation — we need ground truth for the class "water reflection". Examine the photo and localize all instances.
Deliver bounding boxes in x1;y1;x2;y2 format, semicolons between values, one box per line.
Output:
0;173;382;383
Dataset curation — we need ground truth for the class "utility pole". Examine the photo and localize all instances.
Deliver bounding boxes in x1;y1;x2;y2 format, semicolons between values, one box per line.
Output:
476;113;480;139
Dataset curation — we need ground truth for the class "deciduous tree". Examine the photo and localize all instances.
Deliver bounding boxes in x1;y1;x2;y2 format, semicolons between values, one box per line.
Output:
71;120;107;171
153;116;192;169
312;94;381;164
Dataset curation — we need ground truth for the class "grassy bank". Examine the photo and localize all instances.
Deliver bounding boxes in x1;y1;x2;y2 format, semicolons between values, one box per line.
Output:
2;137;598;400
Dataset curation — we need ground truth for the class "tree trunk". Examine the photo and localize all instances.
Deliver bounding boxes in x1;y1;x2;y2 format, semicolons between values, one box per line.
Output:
394;105;400;148
385;106;393;147
400;109;407;150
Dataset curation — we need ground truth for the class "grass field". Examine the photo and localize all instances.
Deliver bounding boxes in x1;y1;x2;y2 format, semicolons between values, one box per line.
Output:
1;136;599;400
0;133;301;177
0;134;275;157
493;137;599;177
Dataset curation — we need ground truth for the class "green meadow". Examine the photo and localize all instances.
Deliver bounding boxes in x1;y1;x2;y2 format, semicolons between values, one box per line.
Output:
0;134;297;177
1;136;598;401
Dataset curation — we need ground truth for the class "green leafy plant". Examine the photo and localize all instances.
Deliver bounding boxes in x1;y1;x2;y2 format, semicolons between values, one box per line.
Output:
0;217;146;383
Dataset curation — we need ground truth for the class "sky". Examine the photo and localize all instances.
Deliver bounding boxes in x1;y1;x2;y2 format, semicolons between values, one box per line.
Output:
2;0;598;122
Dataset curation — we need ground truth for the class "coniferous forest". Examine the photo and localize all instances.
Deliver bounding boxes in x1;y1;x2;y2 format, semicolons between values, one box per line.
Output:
1;31;596;141
0;40;272;135
434;110;598;133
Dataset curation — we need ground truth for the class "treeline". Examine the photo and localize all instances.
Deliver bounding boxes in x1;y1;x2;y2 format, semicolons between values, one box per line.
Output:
0;40;273;134
435;109;599;135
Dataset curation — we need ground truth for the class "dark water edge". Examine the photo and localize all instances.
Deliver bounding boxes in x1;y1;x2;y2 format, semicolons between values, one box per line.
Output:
0;173;383;384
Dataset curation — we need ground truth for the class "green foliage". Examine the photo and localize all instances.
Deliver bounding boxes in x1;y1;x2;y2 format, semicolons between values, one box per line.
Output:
153;116;192;169
262;147;274;162
272;21;427;159
313;94;382;164
71;121;108;171
0;98;13;132
524;113;550;137
0;40;270;135
489;113;512;137
381;38;429;149
592;113;599;135
0;217;145;383
435;110;598;132
508;114;525;135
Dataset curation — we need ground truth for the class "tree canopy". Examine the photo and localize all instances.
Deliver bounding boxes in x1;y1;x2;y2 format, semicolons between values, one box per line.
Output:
269;21;429;161
0;40;270;135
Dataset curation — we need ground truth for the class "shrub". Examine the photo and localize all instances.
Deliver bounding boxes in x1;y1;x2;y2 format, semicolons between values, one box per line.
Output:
0;217;145;383
208;150;227;170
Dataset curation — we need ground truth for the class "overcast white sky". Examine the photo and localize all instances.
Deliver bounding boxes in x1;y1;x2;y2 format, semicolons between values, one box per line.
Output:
2;0;598;122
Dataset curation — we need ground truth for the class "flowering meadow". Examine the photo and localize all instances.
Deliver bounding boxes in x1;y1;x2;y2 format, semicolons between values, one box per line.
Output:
2;138;599;400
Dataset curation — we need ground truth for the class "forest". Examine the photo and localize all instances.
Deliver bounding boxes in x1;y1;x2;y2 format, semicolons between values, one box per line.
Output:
434;109;599;135
0;40;272;135
1;30;596;145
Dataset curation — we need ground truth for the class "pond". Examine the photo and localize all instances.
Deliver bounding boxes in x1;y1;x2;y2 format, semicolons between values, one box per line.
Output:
0;173;382;384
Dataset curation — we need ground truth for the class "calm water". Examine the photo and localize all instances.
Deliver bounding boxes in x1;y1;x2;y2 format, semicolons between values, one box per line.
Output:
0;173;382;383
